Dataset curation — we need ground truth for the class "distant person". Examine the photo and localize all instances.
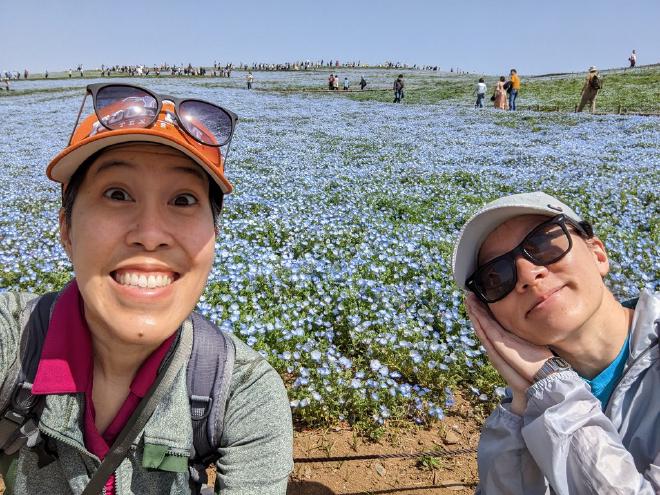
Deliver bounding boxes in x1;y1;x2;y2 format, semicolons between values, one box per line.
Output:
68;69;72;78
359;76;367;90
508;69;520;111
474;78;487;108
577;66;602;113
493;76;508;110
343;77;349;91
333;74;340;91
393;74;405;103
44;70;49;79
328;73;334;90
246;71;254;89
629;49;637;68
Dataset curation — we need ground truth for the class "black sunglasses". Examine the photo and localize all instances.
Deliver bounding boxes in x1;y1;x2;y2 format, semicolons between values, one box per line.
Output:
69;83;238;148
466;215;591;303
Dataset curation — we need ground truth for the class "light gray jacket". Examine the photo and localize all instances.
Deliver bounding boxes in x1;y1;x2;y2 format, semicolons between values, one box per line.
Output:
0;292;293;494
477;289;660;495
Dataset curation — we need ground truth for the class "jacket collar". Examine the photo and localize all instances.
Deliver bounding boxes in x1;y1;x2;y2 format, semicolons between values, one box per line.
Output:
38;317;195;459
628;289;659;360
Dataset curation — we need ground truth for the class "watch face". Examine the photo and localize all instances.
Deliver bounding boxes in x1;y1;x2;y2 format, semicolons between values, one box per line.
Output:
534;357;572;382
551;357;571;369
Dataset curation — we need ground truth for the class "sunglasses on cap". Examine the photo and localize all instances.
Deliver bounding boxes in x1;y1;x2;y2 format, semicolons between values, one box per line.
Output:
69;83;238;148
466;214;593;304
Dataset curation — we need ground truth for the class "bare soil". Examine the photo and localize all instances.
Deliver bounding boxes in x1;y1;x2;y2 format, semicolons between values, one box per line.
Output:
287;396;483;495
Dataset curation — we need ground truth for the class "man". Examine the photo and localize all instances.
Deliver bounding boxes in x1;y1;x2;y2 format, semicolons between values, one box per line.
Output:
246;71;254;89
474;78;487;108
508;69;520;110
452;191;659;494
393;74;405;103
577;66;601;113
629;49;637;68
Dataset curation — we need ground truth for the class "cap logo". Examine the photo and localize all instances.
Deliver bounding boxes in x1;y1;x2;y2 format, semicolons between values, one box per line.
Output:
547;203;563;212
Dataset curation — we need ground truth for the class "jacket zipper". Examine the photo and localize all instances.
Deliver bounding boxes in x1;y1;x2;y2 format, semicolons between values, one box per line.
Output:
606;340;657;414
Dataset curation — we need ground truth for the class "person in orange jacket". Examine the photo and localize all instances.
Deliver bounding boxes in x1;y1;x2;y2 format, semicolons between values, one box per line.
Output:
508;69;521;111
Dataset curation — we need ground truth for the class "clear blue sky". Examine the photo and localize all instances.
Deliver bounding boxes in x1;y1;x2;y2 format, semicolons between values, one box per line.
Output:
2;0;658;74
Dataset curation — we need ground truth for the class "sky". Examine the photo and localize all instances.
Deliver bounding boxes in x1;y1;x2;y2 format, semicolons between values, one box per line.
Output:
1;0;659;75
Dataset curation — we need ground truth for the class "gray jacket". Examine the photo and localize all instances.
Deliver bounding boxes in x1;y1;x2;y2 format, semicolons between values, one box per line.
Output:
0;292;294;494
477;289;659;495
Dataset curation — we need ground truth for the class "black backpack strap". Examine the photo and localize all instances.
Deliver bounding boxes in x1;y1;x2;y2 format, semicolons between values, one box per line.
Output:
0;291;58;455
186;312;236;490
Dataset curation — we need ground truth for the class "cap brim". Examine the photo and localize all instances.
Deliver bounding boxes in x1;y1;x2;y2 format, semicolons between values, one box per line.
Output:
47;130;233;194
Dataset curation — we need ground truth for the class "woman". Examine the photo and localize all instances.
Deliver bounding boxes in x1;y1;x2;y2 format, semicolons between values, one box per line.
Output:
452;191;659;494
0;83;293;494
493;76;507;110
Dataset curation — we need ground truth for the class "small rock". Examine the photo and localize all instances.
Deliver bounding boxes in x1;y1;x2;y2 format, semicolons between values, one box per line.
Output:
374;462;386;477
444;430;460;445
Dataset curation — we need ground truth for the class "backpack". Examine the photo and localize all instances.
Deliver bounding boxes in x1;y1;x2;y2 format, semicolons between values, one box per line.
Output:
590;75;602;90
0;291;235;494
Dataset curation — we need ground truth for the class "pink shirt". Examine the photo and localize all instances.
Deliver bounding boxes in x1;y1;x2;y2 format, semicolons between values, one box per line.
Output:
32;280;176;494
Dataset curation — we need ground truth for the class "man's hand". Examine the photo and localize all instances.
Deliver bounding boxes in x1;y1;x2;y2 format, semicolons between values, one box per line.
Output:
465;293;554;414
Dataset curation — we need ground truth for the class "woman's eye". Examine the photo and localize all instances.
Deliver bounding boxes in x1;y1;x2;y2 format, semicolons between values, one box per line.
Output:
103;188;132;201
172;193;198;206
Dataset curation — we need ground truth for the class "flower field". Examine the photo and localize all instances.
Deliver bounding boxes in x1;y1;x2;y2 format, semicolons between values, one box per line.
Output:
1;74;658;431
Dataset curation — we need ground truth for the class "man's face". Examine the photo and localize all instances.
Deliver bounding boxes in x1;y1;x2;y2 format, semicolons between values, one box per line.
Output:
59;144;216;347
478;215;610;346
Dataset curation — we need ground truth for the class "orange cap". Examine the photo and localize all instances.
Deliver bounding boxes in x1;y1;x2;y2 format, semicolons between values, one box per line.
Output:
47;101;233;194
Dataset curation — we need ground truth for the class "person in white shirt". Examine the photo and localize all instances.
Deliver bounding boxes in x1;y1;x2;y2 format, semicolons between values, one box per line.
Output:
475;78;487;108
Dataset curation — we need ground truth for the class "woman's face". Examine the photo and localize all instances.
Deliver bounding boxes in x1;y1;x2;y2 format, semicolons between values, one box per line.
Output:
478;215;609;347
59;144;216;346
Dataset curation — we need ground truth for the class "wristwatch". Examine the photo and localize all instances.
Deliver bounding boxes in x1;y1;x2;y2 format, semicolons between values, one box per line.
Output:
533;357;572;383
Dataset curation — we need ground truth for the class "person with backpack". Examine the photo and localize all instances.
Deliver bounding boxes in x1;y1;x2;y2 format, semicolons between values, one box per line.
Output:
452;191;659;494
0;83;293;494
359;76;367;90
577;66;602;113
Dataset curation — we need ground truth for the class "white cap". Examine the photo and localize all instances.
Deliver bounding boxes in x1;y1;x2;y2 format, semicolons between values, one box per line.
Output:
452;192;584;289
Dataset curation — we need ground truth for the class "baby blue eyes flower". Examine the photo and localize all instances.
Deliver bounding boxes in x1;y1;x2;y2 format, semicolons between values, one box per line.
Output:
2;79;656;427
370;359;382;372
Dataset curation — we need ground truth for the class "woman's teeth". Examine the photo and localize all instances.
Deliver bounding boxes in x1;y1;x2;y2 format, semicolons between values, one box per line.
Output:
115;272;173;288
